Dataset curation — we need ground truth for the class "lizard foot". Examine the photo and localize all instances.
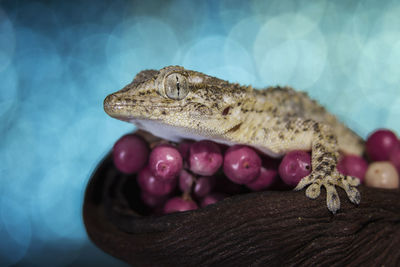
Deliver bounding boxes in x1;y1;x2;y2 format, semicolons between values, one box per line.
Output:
294;171;361;214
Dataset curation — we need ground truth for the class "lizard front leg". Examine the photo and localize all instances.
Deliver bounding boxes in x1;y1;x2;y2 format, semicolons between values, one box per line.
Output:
292;119;361;213
229;116;361;213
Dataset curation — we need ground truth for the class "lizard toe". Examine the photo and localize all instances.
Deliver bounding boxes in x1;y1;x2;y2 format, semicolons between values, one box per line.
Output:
345;175;361;187
326;185;341;214
305;182;321;199
294;175;314;191
339;176;361;205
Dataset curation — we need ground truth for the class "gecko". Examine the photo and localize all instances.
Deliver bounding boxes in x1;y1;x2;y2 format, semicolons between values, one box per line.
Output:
104;65;363;214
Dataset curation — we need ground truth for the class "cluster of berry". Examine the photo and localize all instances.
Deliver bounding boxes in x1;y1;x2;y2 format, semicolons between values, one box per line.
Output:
363;129;400;188
334;129;399;188
112;129;399;214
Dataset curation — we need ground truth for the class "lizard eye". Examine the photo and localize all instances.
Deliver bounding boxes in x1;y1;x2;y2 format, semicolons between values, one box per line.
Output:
164;73;189;100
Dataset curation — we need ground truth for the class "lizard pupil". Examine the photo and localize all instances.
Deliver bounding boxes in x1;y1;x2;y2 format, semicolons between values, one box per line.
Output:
176;76;180;97
164;72;188;100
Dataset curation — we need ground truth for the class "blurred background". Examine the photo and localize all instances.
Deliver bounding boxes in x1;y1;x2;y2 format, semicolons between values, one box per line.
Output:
0;0;399;266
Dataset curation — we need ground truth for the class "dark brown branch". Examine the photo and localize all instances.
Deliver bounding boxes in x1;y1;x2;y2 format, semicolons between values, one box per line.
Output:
83;153;400;267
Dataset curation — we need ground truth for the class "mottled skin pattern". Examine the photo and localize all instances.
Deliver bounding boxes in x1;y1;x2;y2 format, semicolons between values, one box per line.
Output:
104;66;364;213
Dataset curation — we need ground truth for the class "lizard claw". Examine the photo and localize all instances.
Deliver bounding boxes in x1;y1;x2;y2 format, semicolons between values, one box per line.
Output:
326;186;340;214
294;175;313;191
339;175;361;205
297;172;360;213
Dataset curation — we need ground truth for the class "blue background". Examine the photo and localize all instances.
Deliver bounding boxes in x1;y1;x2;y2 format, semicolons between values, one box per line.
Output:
1;0;399;266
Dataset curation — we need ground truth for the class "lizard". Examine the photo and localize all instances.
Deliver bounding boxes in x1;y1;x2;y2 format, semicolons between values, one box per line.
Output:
104;65;364;214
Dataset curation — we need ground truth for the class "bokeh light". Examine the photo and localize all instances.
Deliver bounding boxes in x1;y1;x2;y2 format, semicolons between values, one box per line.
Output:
253;14;327;88
0;0;399;266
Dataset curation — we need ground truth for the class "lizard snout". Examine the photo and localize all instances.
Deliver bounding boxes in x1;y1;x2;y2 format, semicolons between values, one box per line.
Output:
104;93;120;116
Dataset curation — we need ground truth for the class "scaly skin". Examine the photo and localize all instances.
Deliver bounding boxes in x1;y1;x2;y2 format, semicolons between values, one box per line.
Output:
104;65;363;213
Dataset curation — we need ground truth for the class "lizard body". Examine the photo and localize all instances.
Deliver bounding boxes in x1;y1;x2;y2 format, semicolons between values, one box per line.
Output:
104;66;363;213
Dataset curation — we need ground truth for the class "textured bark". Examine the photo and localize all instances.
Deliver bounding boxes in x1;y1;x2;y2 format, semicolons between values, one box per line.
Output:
83;153;400;267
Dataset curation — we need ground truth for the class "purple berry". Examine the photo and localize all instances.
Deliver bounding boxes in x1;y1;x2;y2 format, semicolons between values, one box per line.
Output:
366;129;398;161
201;192;228;207
389;144;400;174
279;150;311;187
113;134;149;174
141;191;168;208
163;196;198;214
137;166;176;196
149;144;183;181
189;140;223;176
179;169;195;193
193;176;216;198
246;166;278;191
337;154;368;182
223;145;261;184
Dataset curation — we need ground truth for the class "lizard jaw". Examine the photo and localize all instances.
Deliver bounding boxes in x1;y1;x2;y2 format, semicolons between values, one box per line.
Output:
131;119;236;146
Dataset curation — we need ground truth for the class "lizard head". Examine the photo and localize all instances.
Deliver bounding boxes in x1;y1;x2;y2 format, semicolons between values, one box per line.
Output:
104;65;252;141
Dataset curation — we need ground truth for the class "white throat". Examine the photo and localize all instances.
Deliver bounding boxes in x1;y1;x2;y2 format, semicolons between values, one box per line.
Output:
132;119;213;143
131;118;282;158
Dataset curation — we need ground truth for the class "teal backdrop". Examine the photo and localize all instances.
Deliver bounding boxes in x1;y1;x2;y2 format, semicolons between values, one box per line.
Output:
0;0;399;266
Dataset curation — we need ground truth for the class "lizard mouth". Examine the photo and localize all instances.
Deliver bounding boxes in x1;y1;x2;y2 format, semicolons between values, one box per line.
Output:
104;93;214;122
104;97;183;120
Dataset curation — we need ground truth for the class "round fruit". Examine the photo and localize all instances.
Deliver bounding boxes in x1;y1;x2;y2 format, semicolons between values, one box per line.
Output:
189;140;223;176
149;144;183;181
246;166;278;191
193;176;216;198
364;162;399;189
223;145;261;184
337;154;368;182
366;129;398;161
113;134;149;174
279;150;311;187
163;196;198;214
201;193;228;207
137;166;177;196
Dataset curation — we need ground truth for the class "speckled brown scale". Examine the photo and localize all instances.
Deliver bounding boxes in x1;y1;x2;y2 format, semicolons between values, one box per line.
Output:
104;65;364;213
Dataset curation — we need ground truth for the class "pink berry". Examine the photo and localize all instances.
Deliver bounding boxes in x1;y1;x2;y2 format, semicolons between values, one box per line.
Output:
189;140;223;176
140;191;168;208
113;134;149;174
337;154;368;182
193;176;216;198
389;145;400;174
179;169;195;193
137;166;176;196
163;196;198;214
223;145;261;184
201;192;228;207
279;150;311;187
366;129;398;161
149;144;183;181
246;166;278;191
